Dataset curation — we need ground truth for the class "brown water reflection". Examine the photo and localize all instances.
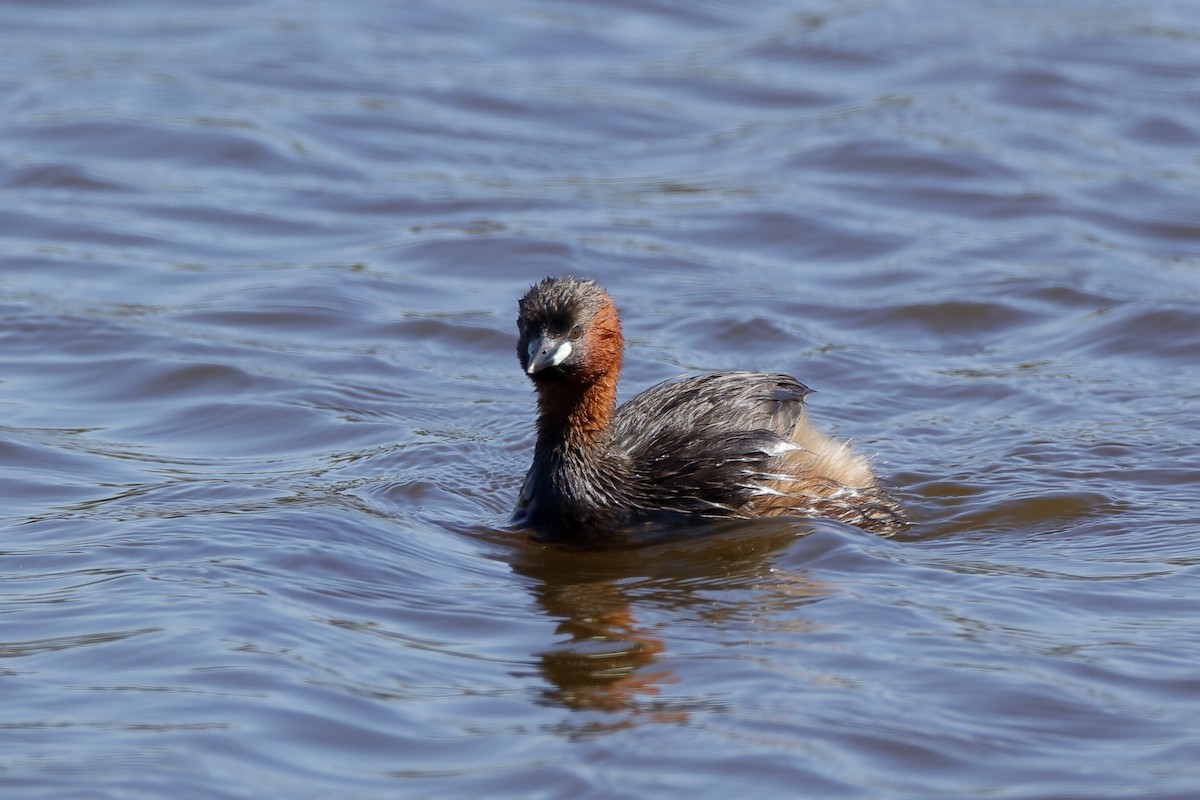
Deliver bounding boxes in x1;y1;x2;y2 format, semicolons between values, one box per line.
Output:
509;521;827;719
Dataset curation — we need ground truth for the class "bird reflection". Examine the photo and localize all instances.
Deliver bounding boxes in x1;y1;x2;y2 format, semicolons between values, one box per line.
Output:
534;575;676;722
506;518;828;725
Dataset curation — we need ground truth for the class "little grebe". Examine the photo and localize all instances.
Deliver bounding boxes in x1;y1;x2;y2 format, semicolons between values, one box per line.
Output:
511;277;906;543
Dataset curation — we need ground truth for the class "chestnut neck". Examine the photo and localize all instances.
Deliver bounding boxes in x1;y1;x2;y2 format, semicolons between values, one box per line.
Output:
534;373;618;451
532;298;623;454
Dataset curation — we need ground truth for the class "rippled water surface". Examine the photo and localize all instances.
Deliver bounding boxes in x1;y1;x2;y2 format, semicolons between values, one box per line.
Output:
3;1;1200;797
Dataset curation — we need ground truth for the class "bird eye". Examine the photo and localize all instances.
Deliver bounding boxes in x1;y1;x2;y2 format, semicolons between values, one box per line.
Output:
568;325;583;341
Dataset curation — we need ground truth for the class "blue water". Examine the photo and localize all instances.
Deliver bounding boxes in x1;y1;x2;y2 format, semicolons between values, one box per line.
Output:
2;1;1200;798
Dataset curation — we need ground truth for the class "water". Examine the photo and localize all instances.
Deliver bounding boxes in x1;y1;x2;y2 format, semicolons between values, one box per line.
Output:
2;0;1199;797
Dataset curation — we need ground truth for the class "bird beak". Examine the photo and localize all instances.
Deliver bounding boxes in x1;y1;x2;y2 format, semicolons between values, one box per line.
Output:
526;336;573;375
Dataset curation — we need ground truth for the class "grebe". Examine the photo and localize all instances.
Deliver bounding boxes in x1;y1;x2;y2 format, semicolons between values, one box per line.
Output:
512;277;905;543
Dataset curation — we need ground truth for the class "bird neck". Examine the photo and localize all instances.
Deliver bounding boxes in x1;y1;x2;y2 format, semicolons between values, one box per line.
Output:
536;297;624;450
534;371;618;452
